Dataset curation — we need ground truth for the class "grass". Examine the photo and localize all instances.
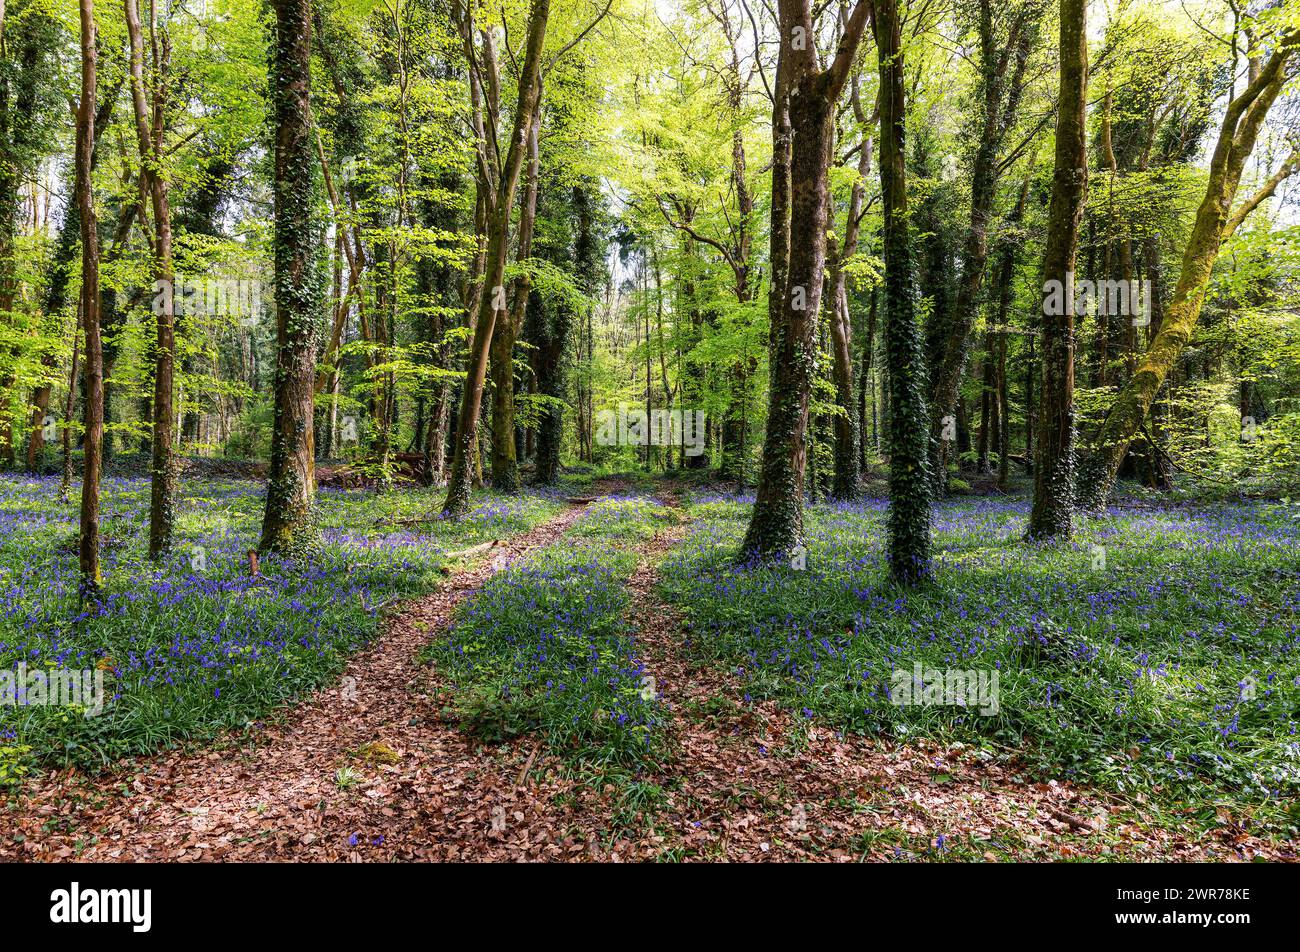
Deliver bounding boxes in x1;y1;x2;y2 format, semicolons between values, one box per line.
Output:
0;474;562;775
658;492;1300;835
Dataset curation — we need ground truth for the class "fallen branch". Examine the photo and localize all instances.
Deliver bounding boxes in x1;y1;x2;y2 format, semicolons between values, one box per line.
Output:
443;540;499;560
515;740;542;788
437;540;501;574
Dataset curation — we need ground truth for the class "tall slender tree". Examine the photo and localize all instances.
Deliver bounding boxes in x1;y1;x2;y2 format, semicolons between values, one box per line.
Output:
124;0;178;558
442;0;551;518
75;0;103;599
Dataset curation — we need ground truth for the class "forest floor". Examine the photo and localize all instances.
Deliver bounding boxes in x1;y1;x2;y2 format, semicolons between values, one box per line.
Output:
3;477;1293;862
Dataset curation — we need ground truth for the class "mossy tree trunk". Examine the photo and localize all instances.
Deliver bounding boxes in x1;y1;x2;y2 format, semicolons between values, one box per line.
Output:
259;0;319;555
1026;0;1088;541
488;110;540;492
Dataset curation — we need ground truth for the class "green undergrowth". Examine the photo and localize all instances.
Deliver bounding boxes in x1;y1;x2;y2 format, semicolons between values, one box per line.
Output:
658;492;1300;838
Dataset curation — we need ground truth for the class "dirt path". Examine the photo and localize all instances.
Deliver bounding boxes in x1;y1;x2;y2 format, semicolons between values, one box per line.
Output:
3;500;596;862
584;492;1289;862
4;485;1289;862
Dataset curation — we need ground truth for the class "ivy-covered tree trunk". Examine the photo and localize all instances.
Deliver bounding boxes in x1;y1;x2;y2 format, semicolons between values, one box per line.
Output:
75;0;103;599
259;0;318;555
1027;0;1088;540
874;0;932;584
739;0;870;561
443;0;549;518
1078;30;1298;507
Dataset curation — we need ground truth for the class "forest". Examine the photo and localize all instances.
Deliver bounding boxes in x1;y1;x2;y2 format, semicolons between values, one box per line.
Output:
0;0;1297;869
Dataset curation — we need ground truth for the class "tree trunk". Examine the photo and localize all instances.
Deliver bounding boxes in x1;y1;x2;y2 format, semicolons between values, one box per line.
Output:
75;0;103;599
489;111;541;491
259;0;318;554
739;0;870;560
443;0;550;518
126;0;178;558
875;0;932;584
1027;0;1088;540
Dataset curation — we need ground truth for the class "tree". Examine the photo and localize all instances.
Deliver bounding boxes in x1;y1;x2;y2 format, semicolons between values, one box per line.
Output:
442;0;551;517
1026;0;1088;540
259;0;318;554
738;0;871;560
874;0;932;583
75;0;103;599
124;0;178;558
825;65;874;501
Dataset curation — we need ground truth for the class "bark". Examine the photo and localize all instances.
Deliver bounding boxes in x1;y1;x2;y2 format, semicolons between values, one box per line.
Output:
739;0;871;561
259;0;318;554
488;107;540;491
1027;0;1087;540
